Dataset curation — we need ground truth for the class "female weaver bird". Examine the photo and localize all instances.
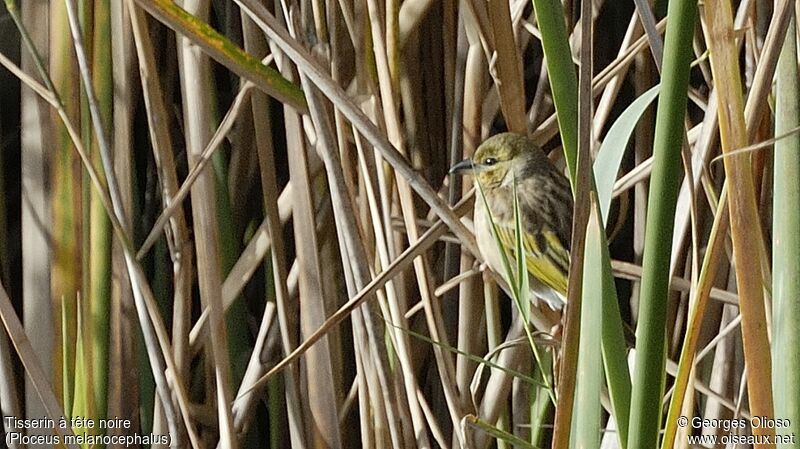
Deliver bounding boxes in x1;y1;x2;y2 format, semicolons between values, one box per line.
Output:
450;133;574;310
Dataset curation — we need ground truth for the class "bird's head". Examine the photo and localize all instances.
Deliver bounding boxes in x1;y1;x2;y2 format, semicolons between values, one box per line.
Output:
449;132;535;189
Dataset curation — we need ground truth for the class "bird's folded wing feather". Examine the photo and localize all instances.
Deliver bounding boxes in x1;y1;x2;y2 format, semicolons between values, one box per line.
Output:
494;226;569;296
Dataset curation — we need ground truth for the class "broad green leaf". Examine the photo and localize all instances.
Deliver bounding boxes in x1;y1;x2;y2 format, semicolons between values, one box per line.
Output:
594;85;660;225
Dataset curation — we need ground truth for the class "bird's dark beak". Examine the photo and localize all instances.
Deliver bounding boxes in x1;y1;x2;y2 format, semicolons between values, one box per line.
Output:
449;159;475;175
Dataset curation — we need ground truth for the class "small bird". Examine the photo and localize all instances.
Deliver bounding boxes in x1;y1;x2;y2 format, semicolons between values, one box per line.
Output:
450;133;574;309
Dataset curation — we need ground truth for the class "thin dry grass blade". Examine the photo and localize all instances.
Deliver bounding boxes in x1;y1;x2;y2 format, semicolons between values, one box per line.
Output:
661;188;730;449
174;0;236;444
485;0;527;134
552;0;595;444
288;71;345;449
107;1;140;442
703;1;775;447
455;39;486;411
14;0;56;431
0;282;78;448
124;0;195;385
236;24;299;438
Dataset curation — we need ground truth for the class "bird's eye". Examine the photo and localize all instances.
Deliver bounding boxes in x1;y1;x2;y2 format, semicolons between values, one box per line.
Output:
483;157;498;166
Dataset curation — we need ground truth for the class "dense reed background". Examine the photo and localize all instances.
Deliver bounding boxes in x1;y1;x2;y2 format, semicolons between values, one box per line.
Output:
0;0;797;448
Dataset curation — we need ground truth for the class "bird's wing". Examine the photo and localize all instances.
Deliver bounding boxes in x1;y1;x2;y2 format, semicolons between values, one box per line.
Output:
494;225;569;296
